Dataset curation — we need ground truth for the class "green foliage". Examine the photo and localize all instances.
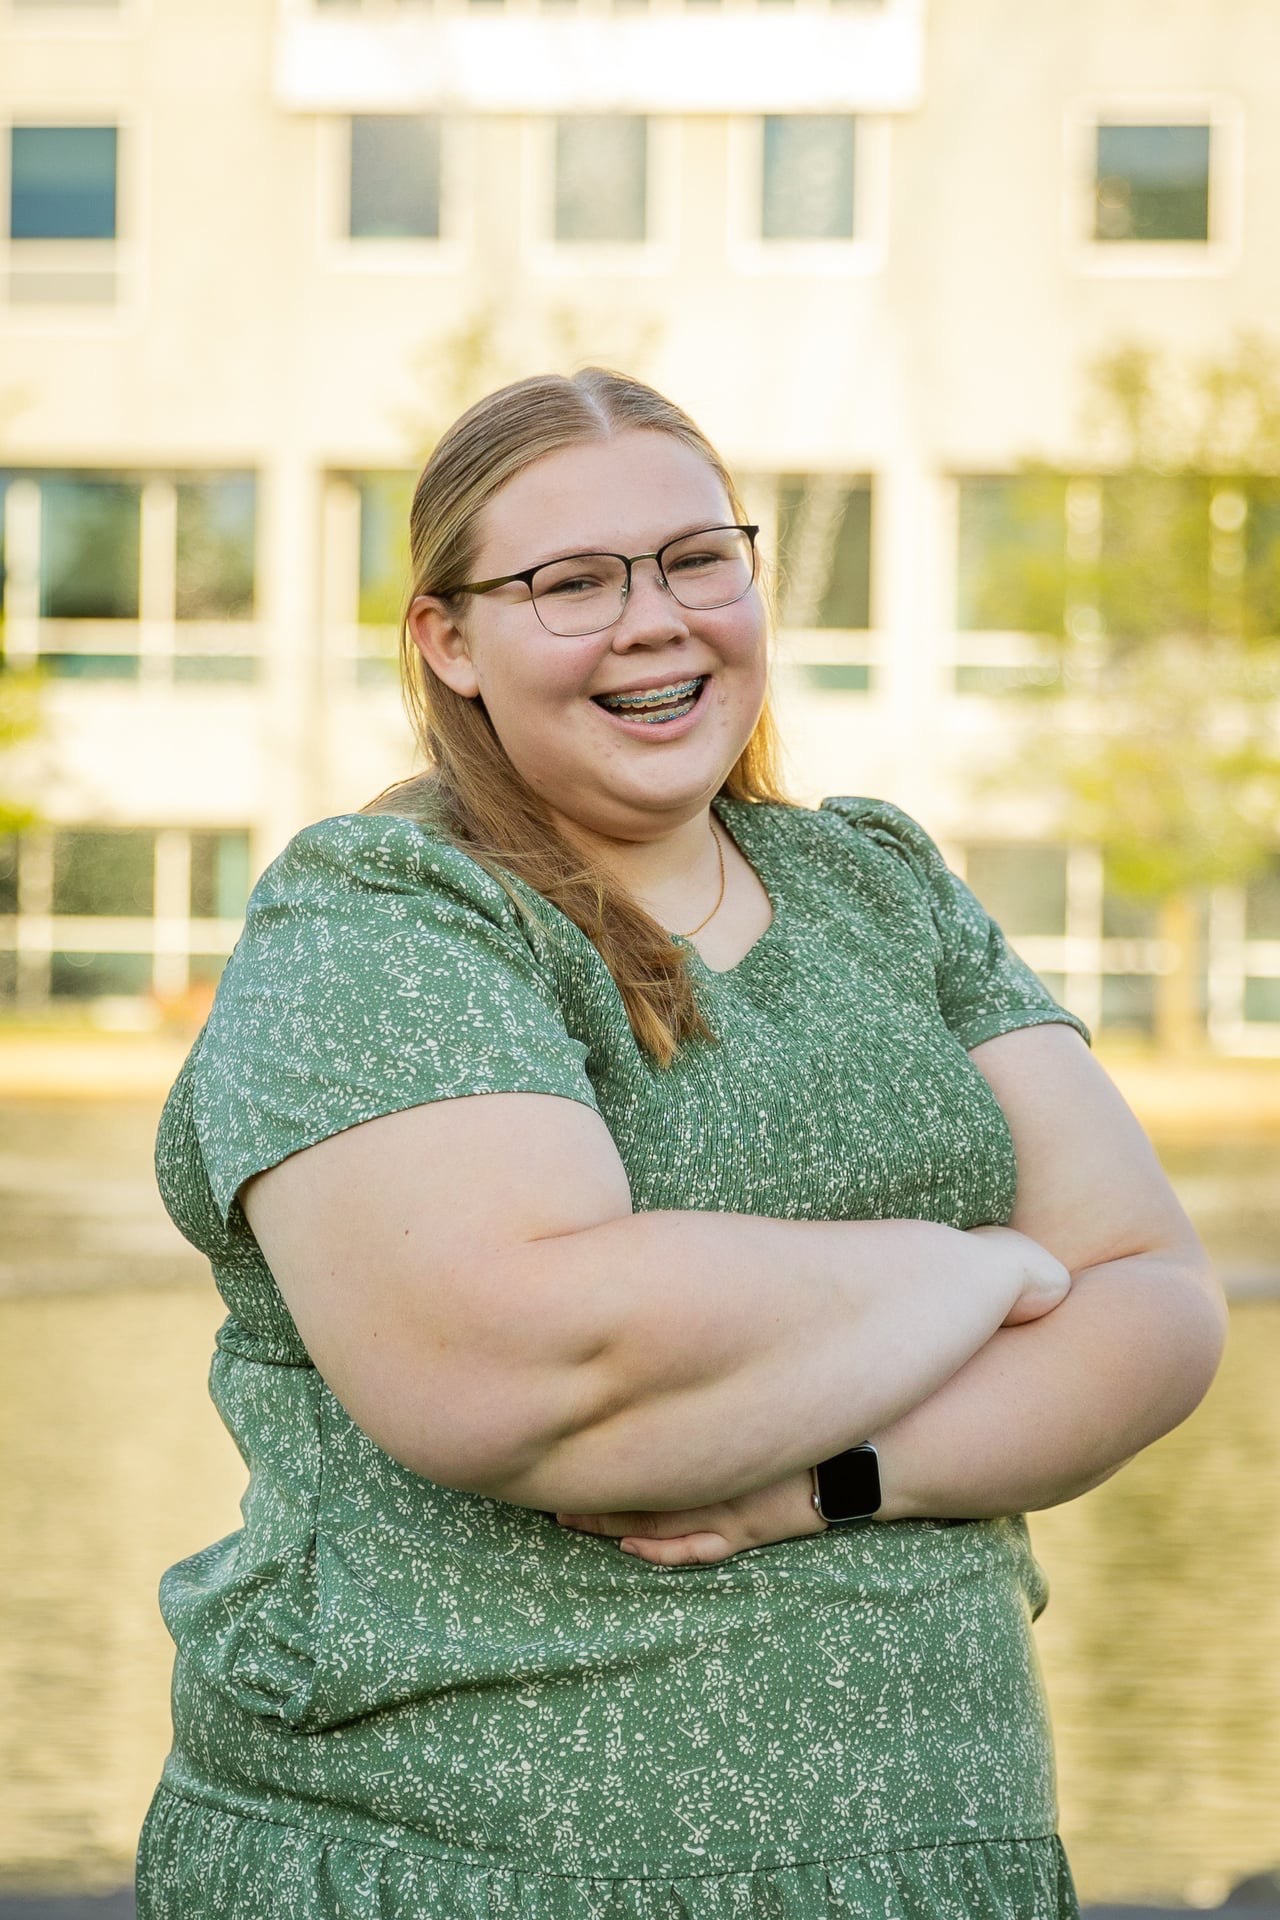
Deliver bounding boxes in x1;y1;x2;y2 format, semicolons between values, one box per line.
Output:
976;332;1280;910
399;302;665;468
0;661;44;834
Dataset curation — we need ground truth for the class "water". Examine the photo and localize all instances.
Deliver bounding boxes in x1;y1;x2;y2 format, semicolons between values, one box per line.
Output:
1;1098;1277;1905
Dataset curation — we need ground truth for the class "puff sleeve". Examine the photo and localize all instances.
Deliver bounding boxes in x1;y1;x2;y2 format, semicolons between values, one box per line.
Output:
187;813;601;1231
820;795;1093;1053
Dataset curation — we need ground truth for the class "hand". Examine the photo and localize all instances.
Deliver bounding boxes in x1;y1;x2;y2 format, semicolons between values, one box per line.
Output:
555;1468;828;1567
967;1224;1072;1326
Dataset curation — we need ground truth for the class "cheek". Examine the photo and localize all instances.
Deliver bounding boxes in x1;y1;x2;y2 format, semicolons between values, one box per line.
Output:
721;604;770;685
476;646;600;774
478;640;589;714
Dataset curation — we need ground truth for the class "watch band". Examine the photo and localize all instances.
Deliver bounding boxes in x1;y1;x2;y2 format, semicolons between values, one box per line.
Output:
811;1442;882;1524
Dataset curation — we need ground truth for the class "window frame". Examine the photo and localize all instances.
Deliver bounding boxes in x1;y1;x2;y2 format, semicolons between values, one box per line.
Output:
0;822;255;1012
0;467;262;684
0;112;138;324
1064;93;1243;278
726;111;888;276
523;112;678;273
737;469;879;695
318;113;469;273
4;0;137;32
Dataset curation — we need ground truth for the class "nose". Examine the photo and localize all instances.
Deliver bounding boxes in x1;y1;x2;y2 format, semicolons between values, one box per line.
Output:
611;556;691;648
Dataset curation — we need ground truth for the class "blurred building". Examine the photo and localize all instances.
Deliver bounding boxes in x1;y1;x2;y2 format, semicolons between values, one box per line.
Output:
0;0;1278;1050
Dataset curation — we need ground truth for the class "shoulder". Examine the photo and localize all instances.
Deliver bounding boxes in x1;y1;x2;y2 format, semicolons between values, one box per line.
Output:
814;794;949;867
209;811;564;1028
774;795;966;953
756;793;953;894
251;810;526;927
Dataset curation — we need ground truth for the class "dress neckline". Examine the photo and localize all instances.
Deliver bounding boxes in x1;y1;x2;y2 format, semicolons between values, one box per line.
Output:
671;794;788;981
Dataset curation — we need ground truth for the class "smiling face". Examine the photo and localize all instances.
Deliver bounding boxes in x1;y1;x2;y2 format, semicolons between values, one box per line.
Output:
407;430;770;846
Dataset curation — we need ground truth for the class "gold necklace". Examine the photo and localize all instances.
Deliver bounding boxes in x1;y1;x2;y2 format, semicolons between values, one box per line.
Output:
675;820;726;939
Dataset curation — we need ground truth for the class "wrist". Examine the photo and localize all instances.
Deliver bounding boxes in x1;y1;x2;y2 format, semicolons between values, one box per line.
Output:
808;1465;830;1531
861;1434;918;1524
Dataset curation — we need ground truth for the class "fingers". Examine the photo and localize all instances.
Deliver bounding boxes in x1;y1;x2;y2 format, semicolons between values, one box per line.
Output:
555;1512;635;1536
620;1532;733;1566
556;1510;714;1540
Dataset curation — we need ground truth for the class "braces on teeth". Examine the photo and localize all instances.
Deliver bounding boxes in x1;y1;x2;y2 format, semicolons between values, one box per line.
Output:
599;677;704;712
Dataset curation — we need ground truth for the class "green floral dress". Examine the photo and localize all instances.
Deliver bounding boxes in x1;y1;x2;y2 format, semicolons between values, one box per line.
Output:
137;792;1092;1920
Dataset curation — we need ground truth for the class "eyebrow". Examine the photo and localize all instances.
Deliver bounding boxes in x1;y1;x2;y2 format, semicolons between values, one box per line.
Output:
500;521;733;575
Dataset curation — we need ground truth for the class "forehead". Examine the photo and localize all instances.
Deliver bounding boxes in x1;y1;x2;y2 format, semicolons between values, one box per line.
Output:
474;430;733;569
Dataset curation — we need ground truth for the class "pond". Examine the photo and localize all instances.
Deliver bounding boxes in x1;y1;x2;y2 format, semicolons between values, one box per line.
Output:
0;1098;1276;1907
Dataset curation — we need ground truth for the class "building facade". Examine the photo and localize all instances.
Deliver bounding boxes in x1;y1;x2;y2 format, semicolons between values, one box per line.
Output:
1;0;1278;1050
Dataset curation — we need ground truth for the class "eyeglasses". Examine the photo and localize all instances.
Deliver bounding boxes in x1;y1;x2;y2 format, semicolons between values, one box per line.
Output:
442;524;760;638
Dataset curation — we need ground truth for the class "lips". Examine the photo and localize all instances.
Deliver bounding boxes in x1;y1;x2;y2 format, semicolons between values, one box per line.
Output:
593;675;707;721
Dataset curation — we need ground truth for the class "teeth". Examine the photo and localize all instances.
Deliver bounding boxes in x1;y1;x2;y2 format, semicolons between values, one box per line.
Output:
597;676;704;712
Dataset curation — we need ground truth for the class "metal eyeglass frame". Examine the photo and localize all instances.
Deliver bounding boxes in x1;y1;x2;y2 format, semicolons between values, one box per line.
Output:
441;524;761;636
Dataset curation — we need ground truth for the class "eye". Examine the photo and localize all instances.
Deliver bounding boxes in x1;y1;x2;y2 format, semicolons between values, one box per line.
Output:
667;549;720;573
535;559;616;598
544;573;606;598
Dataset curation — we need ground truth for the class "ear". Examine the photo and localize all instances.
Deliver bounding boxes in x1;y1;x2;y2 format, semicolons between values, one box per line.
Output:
407;595;481;700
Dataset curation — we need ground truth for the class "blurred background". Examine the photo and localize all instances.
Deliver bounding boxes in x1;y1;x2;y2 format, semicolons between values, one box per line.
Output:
1;0;1278;1910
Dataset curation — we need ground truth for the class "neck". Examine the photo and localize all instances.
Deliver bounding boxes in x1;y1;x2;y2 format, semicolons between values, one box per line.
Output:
549;802;722;925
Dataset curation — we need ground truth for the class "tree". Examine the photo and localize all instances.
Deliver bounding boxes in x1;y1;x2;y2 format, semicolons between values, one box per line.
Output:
0;652;44;836
967;332;1280;1055
399;301;665;459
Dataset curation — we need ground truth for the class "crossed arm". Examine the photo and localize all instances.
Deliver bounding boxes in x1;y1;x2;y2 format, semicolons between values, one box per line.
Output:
242;1020;1227;1549
556;1023;1229;1554
869;1020;1226;1520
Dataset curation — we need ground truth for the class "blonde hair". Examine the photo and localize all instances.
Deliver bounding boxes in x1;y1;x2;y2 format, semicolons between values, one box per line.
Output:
362;367;790;1067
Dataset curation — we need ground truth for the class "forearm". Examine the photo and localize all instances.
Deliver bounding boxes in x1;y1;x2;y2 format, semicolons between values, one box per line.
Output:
485;1212;1025;1513
868;1250;1228;1522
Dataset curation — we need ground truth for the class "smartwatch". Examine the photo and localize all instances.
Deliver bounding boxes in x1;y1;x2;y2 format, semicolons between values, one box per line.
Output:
811;1443;882;1524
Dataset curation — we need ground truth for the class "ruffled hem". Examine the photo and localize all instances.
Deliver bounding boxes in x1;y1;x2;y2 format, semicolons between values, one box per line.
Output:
136;1784;1081;1920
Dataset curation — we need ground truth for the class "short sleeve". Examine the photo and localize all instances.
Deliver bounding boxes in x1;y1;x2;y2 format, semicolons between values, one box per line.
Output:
190;813;601;1229
819;795;1094;1053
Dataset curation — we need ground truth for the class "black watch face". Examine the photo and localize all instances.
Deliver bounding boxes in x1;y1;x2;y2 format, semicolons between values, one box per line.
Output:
818;1445;881;1521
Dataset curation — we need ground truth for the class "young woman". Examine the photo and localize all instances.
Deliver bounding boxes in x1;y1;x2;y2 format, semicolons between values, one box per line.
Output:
136;368;1226;1919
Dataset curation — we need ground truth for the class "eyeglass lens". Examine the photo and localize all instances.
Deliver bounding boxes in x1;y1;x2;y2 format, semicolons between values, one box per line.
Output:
529;527;755;637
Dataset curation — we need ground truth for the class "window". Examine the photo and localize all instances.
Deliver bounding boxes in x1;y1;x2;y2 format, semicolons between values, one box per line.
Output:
52;829;153;917
2;825;254;1011
1243;978;1280;1023
0;836;17;916
1101;868;1159;941
761;117;855;241
9;126;117;240
956;476;1068;634
176;476;256;621
1244;857;1280;941
189;830;251;921
1098;473;1211;649
348;116;441;239
40;477;140;620
1243;483;1280;640
1094;124;1211;243
554;118;648;243
962;845;1068;938
355;472;413;627
775;477;871;629
1099;972;1156;1034
4;469;260;682
50;951;151;998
